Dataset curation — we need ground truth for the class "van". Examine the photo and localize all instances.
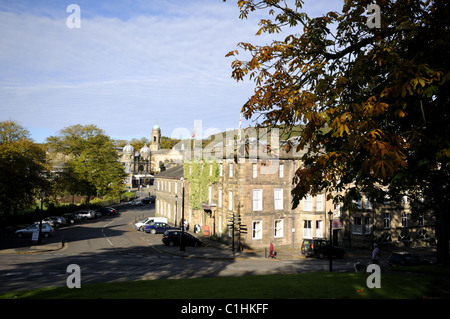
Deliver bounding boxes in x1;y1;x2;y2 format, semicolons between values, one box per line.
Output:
135;217;168;231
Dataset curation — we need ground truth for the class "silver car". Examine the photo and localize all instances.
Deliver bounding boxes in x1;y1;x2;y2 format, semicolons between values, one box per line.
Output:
15;223;54;238
75;210;96;220
42;216;67;228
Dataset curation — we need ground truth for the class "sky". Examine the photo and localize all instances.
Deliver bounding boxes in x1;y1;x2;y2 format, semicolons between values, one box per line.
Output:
0;0;343;143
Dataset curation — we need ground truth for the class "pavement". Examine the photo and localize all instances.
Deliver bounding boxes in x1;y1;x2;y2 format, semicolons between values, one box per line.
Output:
2;230;435;263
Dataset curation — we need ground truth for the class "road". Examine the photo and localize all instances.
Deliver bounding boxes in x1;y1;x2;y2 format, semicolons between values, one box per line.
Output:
0;204;357;294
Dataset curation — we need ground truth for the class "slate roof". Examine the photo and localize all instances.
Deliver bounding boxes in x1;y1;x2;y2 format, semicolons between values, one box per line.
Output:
154;164;184;180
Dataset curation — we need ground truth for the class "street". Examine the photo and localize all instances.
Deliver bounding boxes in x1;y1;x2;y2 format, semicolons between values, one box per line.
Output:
0;203;362;294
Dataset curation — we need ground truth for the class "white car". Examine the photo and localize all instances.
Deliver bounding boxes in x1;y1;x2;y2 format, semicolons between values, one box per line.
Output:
135;217;153;231
15;223;54;238
135;217;168;231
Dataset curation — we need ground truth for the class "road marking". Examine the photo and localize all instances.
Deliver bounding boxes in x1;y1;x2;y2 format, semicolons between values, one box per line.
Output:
102;221;115;247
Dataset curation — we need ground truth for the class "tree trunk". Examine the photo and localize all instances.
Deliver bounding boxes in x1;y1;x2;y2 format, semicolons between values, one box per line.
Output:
435;209;450;266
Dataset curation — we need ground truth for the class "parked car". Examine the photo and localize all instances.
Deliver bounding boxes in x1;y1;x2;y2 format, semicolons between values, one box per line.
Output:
62;213;78;224
75;210;96;220
128;198;143;206
135;217;168;231
162;230;202;247
41;216;67;228
301;238;345;259
143;222;179;234
15;223;54;238
387;251;433;267
142;196;155;204
95;207;117;216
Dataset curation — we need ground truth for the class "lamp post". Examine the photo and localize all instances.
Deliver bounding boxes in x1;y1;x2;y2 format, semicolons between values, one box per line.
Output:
175;194;178;227
179;177;185;252
38;191;45;244
328;210;333;272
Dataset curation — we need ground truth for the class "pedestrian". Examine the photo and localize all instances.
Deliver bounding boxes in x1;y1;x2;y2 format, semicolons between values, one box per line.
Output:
269;242;276;259
372;243;380;264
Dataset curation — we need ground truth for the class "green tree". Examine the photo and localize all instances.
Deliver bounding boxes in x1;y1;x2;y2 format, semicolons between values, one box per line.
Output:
46;124;126;205
0;121;48;219
227;0;450;264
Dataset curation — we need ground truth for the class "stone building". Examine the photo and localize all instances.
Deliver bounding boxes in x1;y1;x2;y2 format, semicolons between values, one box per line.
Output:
118;123;183;188
154;132;436;251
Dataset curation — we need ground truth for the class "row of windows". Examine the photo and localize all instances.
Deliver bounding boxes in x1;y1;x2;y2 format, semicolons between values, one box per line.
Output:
251;219;327;240
156;179;180;194
352;212;426;235
193;162;286;178
216;189;326;212
250;220;284;240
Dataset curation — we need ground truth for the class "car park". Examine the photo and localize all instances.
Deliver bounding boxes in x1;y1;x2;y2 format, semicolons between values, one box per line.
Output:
162;230;202;247
41;216;67;228
301;238;345;259
143;222;179;234
15;223;54;238
135;217;168;231
387;251;433;267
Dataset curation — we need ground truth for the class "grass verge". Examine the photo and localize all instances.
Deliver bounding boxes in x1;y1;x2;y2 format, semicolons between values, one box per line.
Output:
0;271;443;299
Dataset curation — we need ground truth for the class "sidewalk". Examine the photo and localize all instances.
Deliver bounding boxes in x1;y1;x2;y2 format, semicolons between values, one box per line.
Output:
0;239;65;255
1;231;436;262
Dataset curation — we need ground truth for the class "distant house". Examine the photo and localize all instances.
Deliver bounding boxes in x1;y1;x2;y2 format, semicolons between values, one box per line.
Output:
118;123;183;188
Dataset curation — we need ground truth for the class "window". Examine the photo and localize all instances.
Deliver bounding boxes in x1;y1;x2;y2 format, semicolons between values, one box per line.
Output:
401;212;408;227
279;164;284;178
352;217;362;234
168;181;171;193
252;163;257;178
303;220;312;239
229;163;233;178
208;186;212;203
316;220;323;238
316;194;324;211
219;163;223;176
302;195;313;211
364;217;372;234
253;189;263;211
252;220;262;239
418;213;424;226
383;213;391;228
274;188;283;210
274;219;283;238
228;191;233;211
218;188;222;208
175;182;178;195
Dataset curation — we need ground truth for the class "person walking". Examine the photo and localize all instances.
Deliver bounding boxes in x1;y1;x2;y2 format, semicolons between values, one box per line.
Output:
372;243;380;264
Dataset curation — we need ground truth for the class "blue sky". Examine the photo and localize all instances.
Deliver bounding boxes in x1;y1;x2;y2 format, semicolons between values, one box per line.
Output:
0;0;342;143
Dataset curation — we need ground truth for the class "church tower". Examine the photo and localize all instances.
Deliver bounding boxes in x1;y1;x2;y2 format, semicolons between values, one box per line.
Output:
150;123;161;151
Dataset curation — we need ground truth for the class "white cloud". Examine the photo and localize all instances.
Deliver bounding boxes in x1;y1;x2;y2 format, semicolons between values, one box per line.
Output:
0;1;343;143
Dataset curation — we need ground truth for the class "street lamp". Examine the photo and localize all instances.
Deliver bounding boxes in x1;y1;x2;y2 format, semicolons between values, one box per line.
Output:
328;209;333;272
38;191;45;244
179;177;185;252
175;194;178;227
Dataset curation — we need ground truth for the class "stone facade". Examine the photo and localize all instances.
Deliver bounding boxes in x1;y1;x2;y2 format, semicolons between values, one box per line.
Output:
153;136;436;251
